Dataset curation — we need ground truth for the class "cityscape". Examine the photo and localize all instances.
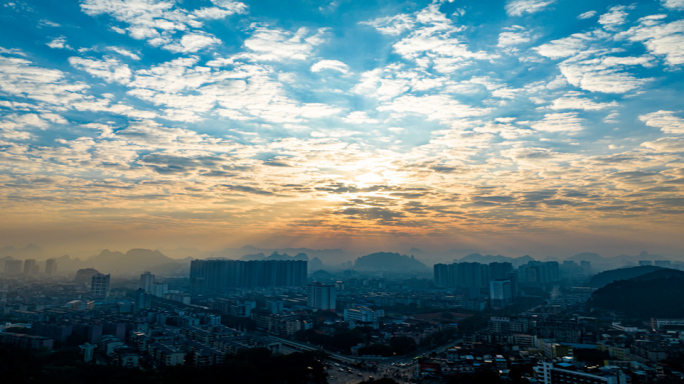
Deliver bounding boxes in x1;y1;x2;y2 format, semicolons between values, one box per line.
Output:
2;0;684;383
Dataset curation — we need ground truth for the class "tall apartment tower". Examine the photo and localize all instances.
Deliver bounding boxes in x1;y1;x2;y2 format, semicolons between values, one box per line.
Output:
91;273;111;298
4;260;22;275
23;259;37;276
490;279;513;308
140;272;155;293
45;258;57;276
307;282;336;311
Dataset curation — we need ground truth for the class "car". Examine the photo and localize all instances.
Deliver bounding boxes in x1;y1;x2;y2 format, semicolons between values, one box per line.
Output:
358;373;363;377
339;368;344;372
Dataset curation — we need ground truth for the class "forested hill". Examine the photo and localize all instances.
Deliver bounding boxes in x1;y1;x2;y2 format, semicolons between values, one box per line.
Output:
588;265;662;288
588;269;684;319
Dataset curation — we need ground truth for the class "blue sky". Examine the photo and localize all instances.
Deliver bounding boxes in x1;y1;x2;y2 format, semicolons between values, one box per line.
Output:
1;0;684;257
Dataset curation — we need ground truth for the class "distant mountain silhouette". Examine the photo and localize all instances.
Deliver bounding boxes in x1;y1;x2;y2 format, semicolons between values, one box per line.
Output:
458;253;535;268
354;252;429;273
588;269;684;319
0;244;44;259
588;266;663;288
84;249;187;274
241;252;309;261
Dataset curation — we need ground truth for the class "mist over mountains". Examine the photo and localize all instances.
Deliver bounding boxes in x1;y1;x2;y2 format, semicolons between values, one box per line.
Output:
0;243;681;277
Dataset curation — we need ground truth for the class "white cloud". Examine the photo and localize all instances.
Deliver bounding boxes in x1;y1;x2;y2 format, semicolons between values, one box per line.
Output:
360;13;415;35
79;0;245;52
311;60;350;74
505;0;556;17
343;111;379;125
641;137;684;152
640;111;684;134
108;46;141;60
662;0;684;10
598;6;629;31
498;26;532;47
242;27;328;61
558;55;652;94
620;18;684;65
69;56;132;84
46;36;72;50
163;32;221;53
530;112;584;133
0;54;89;105
535;31;604;59
549;96;619;111
378;94;489;121
578;10;597;20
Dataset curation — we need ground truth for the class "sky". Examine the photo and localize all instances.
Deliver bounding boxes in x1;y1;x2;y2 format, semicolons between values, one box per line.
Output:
1;0;684;258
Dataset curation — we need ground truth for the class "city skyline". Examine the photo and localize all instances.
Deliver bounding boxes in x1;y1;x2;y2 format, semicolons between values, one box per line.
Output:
1;0;684;257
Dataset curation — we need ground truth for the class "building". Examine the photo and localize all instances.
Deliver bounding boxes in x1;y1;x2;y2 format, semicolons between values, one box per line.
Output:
190;259;307;293
140;272;155;293
654;260;671;268
490;279;513;308
638;260;653;266
4;259;22;275
266;300;284;315
434;264;449;287
307;282;336;311
91;273;111;298
134;288;151;311
45;258;57;276
23;259;37;276
490;262;513;280
534;361;629;384
344;306;385;328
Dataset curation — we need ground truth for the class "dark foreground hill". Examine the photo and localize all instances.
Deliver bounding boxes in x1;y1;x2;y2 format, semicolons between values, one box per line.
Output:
588;269;684;319
354;252;429;273
588;265;663;288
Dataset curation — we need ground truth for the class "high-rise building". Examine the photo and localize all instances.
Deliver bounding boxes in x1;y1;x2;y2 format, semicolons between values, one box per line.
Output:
654;260;671;268
190;260;307;293
580;260;591;276
4;259;22;275
45;258;57;276
490;262;513;280
434;264;449;287
23;259;37;276
639;260;653;266
134;288;151;311
140;272;155;293
91;273;111;298
490;279;513;308
307;282;336;311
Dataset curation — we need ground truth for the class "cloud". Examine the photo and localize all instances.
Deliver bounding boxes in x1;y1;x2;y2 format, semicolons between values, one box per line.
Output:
242;26;328;61
598;6;629;31
505;0;556;17
498;26;533;47
548;96;619;110
311;60;350;74
69;56;132;84
530;112;584;133
641;137;684;152
640;111;684;134
662;0;684;10
46;36;72;50
359;13;415;35
108;46;141;60
620;17;684;65
578;10;597;20
79;0;245;52
163;32;221;53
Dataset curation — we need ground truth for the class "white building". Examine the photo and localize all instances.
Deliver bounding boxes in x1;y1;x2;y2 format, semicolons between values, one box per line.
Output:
91;273;110;298
140;272;155;293
307;283;336;311
344;306;385;328
490;279;513;308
